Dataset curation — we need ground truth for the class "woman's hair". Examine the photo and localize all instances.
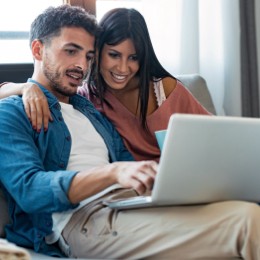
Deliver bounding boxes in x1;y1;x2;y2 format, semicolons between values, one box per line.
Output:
90;8;174;129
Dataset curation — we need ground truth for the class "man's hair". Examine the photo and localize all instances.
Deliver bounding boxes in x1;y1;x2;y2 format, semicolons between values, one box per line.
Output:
29;4;99;48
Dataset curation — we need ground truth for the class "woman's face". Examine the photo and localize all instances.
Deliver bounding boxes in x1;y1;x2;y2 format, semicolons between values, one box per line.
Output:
99;39;140;91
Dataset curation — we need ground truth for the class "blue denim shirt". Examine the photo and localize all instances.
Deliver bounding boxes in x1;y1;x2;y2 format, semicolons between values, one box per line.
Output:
0;79;133;256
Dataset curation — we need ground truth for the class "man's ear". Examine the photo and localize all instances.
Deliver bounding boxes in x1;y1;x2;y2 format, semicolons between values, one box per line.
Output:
31;39;43;60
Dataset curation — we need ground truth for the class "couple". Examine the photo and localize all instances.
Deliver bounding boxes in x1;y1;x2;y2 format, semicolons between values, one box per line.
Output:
0;4;260;259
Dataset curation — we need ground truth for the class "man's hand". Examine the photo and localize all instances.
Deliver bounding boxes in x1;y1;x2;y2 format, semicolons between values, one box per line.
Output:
113;161;158;195
22;83;53;132
69;160;158;204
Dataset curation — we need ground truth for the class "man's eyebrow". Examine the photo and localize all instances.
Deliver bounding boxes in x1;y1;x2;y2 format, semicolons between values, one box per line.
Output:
64;43;95;54
64;43;83;50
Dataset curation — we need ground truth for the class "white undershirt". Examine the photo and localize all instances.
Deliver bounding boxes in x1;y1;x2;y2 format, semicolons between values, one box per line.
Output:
45;102;121;246
60;102;109;171
153;80;166;107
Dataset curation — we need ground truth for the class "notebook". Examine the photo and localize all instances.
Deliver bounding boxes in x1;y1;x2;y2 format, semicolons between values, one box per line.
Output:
103;113;260;209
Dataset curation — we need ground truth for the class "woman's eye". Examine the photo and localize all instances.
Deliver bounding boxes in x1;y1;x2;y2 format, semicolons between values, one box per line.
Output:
108;52;119;58
130;55;138;61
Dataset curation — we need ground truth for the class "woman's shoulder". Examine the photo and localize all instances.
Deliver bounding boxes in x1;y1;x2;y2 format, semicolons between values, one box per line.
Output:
161;77;177;97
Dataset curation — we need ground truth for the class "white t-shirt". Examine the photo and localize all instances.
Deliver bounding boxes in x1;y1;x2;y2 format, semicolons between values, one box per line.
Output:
46;102;121;245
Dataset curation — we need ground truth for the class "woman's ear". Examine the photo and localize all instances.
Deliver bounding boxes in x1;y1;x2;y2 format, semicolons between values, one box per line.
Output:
31;39;43;61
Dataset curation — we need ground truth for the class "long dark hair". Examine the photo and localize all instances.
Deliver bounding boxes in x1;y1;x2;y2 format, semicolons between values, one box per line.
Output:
90;8;174;129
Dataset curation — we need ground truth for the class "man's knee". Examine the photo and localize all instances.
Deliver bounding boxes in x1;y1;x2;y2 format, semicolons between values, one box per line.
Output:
233;201;260;226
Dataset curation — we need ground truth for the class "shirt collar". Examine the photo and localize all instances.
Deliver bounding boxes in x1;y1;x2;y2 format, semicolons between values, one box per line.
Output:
27;78;97;113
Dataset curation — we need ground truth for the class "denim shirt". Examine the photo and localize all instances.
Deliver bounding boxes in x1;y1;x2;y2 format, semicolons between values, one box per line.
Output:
0;79;133;256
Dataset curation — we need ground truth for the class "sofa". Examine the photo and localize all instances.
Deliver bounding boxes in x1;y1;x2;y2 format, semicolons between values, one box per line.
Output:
1;74;240;260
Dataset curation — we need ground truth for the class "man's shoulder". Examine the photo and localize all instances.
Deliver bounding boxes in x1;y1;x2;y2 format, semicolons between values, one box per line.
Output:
0;95;27;118
0;95;23;107
70;93;96;110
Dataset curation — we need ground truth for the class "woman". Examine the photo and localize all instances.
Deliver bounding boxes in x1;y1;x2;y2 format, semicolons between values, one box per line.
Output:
0;8;210;162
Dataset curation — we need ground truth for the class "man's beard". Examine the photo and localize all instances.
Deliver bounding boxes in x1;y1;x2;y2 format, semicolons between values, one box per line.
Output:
43;60;78;97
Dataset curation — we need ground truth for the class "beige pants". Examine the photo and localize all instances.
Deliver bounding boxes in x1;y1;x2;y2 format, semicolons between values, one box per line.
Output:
62;189;260;259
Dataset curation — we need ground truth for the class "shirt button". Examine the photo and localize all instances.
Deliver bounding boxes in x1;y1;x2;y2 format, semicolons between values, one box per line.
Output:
46;221;51;227
58;116;63;121
112;231;118;236
66;136;71;141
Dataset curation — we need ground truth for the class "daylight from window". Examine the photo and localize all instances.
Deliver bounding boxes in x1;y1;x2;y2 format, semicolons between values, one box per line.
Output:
96;0;142;21
0;0;142;64
0;0;62;64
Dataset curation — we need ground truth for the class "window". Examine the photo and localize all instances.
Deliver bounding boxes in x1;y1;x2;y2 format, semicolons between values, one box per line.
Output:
0;0;63;64
96;0;142;21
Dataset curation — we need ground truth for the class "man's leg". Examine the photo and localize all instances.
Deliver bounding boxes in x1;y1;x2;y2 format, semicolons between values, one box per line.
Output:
62;196;260;259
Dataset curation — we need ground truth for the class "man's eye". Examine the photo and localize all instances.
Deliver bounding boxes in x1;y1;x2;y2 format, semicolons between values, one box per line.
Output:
66;49;76;55
86;55;94;61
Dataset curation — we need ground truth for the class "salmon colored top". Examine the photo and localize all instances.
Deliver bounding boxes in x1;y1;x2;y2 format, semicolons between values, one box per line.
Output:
79;80;210;162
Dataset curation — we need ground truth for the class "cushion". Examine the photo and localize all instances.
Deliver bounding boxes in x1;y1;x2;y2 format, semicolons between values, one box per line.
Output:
0;187;9;238
177;74;216;115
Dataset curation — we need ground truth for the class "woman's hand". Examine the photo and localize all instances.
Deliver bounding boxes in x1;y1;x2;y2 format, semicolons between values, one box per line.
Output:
22;83;52;132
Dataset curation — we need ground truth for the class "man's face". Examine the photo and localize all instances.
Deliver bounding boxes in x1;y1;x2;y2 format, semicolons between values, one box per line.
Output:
36;27;95;103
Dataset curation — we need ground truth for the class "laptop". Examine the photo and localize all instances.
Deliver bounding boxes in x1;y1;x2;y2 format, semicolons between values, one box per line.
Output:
103;113;260;209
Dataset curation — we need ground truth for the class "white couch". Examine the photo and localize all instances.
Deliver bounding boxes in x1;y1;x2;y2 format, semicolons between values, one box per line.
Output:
1;74;241;260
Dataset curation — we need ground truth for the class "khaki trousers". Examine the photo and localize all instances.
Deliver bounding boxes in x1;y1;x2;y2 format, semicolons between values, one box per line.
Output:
62;189;260;259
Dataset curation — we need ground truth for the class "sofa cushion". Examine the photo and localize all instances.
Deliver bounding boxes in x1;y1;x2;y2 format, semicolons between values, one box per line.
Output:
0;187;9;237
177;74;216;115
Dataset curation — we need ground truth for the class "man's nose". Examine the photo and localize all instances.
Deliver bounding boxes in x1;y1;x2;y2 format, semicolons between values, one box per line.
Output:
75;65;83;70
75;58;89;72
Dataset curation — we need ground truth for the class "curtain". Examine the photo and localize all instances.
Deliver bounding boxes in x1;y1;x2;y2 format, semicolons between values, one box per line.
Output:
94;0;260;116
239;0;259;117
141;0;242;116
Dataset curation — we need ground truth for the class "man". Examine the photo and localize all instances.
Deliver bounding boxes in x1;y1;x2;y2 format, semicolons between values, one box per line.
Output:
0;4;260;259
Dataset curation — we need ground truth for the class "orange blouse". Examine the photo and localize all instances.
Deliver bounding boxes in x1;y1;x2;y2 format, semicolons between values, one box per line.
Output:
79;80;211;162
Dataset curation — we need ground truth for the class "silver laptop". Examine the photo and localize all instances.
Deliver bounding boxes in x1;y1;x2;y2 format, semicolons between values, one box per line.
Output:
103;113;260;209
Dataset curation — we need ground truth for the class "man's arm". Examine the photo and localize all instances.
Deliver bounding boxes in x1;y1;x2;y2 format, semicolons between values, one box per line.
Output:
0;97;157;212
68;161;157;204
0;98;77;214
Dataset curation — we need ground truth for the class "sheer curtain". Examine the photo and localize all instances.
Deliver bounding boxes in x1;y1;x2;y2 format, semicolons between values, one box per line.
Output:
142;0;241;116
96;0;245;116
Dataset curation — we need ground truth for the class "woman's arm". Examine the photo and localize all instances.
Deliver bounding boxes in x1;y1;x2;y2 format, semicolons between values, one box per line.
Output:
0;82;52;131
0;82;25;98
